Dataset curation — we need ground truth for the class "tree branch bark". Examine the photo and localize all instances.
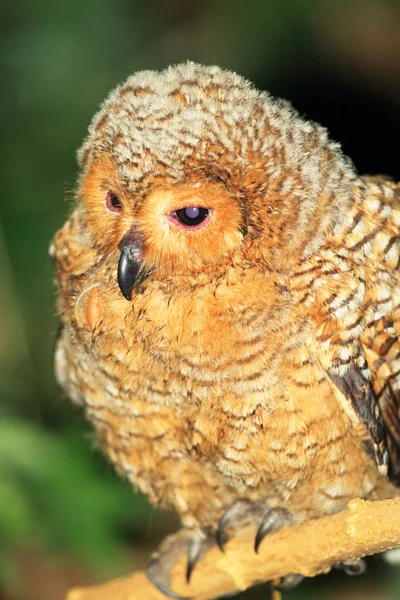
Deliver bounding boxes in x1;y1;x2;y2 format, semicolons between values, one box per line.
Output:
67;497;400;600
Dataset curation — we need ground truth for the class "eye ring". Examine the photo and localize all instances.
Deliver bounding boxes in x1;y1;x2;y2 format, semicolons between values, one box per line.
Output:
106;191;122;213
169;207;211;231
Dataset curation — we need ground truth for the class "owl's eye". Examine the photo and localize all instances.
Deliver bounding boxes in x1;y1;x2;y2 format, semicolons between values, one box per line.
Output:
105;191;122;213
169;207;210;230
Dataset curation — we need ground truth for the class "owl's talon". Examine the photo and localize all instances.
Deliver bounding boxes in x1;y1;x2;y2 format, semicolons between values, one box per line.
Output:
273;574;305;592
186;539;203;583
333;558;367;576
254;507;292;553
215;526;227;553
146;556;190;600
216;499;255;552
216;500;293;555
216;511;231;552
147;528;214;595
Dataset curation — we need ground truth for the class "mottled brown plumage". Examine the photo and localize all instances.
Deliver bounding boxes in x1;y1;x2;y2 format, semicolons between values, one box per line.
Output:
52;63;400;594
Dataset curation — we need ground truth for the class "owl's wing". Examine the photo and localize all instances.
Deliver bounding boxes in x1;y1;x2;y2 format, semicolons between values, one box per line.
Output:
325;353;390;477
362;332;400;484
323;328;400;484
379;378;400;483
320;177;400;484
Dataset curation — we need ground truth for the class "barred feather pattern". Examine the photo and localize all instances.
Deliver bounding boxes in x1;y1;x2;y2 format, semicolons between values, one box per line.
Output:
52;64;400;534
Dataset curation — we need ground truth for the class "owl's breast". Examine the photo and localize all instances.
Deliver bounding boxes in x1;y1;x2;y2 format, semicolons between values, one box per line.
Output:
58;259;297;435
56;267;289;481
56;269;394;523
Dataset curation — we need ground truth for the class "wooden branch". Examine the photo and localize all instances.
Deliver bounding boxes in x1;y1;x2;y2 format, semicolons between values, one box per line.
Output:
67;497;400;600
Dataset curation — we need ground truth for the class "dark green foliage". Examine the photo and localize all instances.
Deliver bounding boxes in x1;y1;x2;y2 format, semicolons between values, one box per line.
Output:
0;418;156;586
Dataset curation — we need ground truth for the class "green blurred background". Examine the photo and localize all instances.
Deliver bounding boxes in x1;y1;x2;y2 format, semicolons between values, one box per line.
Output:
1;1;400;599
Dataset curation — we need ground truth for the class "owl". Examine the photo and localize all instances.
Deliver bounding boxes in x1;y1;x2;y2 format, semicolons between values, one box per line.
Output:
52;62;400;596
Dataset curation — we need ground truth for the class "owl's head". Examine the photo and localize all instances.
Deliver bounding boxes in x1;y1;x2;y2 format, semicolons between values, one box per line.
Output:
76;62;356;300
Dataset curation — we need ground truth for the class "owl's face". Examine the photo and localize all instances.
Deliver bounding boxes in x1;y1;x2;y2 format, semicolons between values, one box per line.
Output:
81;154;245;299
63;62;356;304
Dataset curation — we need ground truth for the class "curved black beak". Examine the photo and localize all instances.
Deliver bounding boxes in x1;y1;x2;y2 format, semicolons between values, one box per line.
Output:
117;231;149;300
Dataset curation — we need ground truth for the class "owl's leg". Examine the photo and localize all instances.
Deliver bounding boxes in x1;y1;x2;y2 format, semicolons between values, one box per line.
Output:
216;499;294;553
146;527;214;599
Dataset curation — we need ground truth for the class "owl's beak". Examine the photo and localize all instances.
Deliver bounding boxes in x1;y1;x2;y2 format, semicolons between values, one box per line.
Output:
117;231;149;300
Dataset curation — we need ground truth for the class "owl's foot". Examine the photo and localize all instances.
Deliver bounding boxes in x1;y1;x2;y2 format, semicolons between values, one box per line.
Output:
272;559;365;594
216;501;303;592
147;503;298;598
216;499;294;553
146;527;214;598
273;574;305;592
333;558;367;575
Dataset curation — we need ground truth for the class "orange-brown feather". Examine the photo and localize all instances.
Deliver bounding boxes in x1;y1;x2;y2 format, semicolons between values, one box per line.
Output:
53;64;400;539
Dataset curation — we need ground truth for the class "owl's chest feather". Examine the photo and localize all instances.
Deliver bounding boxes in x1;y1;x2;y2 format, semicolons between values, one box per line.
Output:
57;270;391;523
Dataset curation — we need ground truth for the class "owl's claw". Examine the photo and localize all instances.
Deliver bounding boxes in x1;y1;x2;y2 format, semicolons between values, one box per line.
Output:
216;499;294;554
186;538;204;583
254;507;291;553
216;499;259;552
333;558;367;576
146;556;190;600
216;505;236;551
273;574;305;592
146;528;214;596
